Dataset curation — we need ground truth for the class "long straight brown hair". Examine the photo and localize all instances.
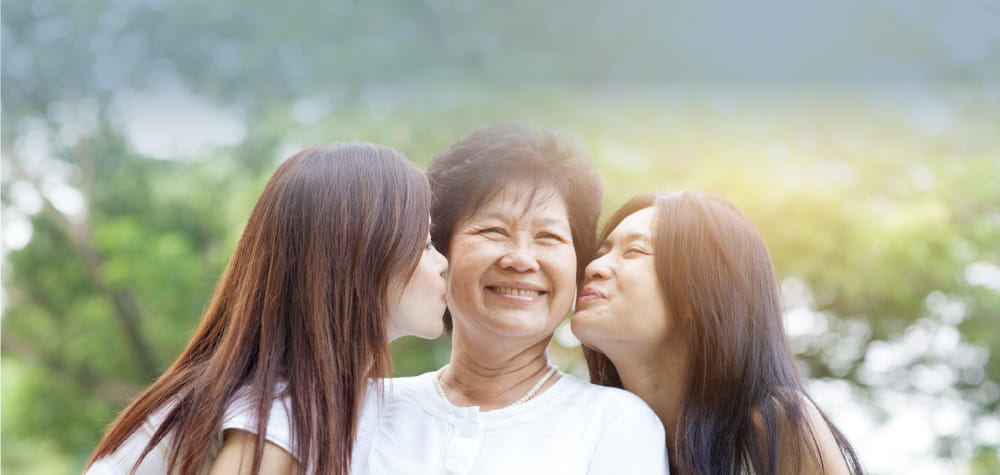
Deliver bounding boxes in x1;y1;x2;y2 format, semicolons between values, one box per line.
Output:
87;143;431;474
584;192;863;475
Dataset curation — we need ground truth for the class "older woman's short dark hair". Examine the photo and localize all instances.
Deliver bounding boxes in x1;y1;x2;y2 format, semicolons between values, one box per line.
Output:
428;123;603;329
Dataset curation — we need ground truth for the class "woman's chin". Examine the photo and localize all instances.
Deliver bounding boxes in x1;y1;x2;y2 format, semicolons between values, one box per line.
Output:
569;310;604;346
418;321;446;340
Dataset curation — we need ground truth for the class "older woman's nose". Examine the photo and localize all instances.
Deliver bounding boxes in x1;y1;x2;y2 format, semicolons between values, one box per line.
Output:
498;245;541;272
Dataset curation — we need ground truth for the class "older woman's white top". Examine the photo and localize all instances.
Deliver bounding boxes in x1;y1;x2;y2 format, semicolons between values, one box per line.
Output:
350;370;668;475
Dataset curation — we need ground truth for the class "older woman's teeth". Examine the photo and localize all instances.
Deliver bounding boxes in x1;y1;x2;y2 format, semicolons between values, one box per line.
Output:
491;287;542;297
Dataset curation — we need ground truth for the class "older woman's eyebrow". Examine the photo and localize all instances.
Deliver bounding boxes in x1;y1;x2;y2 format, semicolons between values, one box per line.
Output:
534;217;570;227
471;211;510;223
472;211;569;227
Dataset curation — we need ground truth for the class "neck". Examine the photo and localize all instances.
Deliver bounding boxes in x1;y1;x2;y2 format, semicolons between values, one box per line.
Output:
440;326;557;411
602;340;687;455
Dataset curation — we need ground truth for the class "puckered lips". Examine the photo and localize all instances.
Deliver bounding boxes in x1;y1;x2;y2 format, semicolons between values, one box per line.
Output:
485;281;548;303
576;285;606;307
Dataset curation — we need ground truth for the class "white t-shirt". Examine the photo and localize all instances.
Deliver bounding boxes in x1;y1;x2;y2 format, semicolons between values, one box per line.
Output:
86;385;296;475
350;370;668;475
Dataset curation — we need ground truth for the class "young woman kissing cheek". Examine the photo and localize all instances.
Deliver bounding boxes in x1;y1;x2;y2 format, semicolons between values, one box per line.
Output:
572;207;676;354
388;232;449;341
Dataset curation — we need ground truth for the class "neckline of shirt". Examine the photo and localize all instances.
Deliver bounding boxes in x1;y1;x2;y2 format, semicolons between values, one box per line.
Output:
415;369;579;424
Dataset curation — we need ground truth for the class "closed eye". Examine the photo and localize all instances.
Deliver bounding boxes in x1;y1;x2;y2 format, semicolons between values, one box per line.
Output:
623;247;651;257
479;227;508;237
537;232;568;244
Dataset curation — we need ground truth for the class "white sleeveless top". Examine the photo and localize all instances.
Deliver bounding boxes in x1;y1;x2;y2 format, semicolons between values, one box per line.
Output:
86;384;295;475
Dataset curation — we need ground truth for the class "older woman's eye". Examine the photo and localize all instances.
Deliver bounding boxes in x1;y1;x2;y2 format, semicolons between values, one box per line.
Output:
536;232;566;244
479;227;507;237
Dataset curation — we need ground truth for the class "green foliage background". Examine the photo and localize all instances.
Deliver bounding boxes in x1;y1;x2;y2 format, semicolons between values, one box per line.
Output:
3;1;999;473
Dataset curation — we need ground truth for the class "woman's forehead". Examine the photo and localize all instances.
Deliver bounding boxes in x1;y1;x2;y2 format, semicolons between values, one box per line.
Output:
465;184;567;218
604;208;656;243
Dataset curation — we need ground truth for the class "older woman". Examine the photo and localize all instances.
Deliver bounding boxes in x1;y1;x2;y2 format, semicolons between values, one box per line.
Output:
350;124;667;474
572;192;864;474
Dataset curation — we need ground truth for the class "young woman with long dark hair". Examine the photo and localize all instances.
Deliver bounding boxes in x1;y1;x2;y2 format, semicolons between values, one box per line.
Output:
86;143;448;474
572;191;864;474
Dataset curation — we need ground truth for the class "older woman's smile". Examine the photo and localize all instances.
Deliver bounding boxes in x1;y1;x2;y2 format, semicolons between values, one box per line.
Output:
486;281;548;302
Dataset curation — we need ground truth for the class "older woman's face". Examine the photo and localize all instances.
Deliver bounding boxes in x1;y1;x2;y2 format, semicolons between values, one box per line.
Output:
572;207;672;349
446;185;577;340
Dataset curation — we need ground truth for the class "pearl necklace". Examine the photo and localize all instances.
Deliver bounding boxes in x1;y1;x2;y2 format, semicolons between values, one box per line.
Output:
433;365;559;408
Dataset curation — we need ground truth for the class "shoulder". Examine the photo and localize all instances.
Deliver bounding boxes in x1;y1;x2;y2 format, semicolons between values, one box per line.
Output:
358;372;442;427
221;383;296;460
85;402;182;473
384;373;429;392
797;395;851;474
752;390;851;475
555;375;667;474
381;371;439;406
224;382;293;425
209;429;301;475
556;372;658;416
533;372;663;438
